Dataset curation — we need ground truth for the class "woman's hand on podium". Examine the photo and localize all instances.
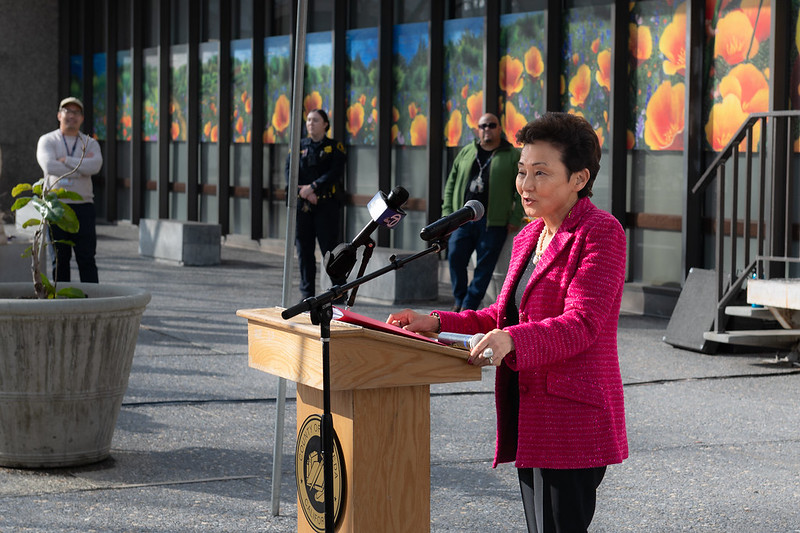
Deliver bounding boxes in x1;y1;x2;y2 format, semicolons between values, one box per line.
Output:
386;309;438;333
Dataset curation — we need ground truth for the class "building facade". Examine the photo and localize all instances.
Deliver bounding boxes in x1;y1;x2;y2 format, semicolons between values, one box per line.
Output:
1;0;798;309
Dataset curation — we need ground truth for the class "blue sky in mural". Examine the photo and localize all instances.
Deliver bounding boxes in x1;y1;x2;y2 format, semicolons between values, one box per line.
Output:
347;27;379;65
444;17;482;45
394;22;429;62
306;31;332;68
265;35;290;60
231;39;250;61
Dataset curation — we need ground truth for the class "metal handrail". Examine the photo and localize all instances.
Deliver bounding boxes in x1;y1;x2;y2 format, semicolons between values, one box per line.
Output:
691;110;800;333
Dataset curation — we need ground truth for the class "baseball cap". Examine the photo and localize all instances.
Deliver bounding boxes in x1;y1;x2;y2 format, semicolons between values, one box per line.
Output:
59;97;84;112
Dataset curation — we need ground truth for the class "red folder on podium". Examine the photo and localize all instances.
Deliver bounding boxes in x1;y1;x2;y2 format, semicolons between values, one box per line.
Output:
332;306;444;345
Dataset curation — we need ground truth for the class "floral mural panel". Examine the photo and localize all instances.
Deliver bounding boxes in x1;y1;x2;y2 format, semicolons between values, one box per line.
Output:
443;17;484;148
790;0;800;151
231;39;253;144
264;35;291;144
143;48;159;142
346;27;379;146
393;22;430;146
561;5;612;150
170;45;189;142
305;31;333;130
117;50;132;141
629;1;686;151
704;0;771;152
92;53;106;140
500;11;547;147
199;42;219;143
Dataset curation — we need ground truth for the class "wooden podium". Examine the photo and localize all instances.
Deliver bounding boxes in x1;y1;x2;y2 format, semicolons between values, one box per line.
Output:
237;307;481;533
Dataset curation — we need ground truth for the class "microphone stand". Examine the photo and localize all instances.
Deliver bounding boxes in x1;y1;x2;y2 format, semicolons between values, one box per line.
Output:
281;239;445;533
344;239;375;308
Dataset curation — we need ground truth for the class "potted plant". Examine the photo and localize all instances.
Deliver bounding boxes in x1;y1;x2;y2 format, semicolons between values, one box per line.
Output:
0;147;150;468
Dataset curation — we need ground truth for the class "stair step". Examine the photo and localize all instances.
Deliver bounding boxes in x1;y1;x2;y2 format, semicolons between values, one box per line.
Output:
725;305;775;319
703;329;800;348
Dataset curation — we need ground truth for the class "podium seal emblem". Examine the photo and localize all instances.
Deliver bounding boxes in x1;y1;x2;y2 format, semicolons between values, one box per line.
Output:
295;414;345;532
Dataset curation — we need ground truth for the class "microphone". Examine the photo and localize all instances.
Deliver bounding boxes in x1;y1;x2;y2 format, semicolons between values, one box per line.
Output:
325;186;409;279
419;200;484;241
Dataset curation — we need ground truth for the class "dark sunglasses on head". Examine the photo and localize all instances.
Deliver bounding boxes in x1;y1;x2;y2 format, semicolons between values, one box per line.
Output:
478;122;498;130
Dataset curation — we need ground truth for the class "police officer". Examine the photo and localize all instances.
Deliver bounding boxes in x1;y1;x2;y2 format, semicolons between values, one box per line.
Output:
286;108;347;300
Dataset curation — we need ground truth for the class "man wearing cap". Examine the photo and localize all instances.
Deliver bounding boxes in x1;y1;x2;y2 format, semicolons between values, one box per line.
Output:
36;97;103;282
442;112;523;311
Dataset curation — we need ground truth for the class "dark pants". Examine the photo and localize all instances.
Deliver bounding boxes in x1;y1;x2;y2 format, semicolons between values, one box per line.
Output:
295;200;344;298
447;217;508;310
518;466;606;533
49;202;98;283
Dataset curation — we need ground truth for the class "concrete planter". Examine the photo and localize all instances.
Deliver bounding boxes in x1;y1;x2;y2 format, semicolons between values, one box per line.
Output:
0;282;151;468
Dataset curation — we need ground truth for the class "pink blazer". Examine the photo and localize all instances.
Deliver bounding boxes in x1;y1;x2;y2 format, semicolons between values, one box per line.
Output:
437;197;628;469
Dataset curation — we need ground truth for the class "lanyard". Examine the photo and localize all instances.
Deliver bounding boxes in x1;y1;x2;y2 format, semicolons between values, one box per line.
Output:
62;133;79;157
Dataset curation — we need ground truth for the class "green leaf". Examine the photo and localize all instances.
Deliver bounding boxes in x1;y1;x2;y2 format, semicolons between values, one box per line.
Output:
21;218;41;229
19;245;33;258
54;204;80;233
56;287;86;299
11;183;32;196
10;197;31;211
32;181;44;196
39;273;56;299
57;190;83;202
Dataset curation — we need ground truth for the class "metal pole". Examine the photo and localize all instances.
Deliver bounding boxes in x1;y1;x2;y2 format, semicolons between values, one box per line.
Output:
272;0;308;516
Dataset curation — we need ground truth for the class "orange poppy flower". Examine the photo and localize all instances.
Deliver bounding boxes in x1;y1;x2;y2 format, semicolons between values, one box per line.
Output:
410;114;428;146
445;110;463;147
596;50;611;91
408;102;419;119
719;63;769;114
235;116;244;135
741;0;770;42
660;10;686;76
203;121;211;137
392;106;400;122
560;75;565;95
304;91;323;116
644;81;685;150
210;125;219;143
714;10;758;65
358;94;367;107
629;24;653;61
466;91;483;130
210;102;217;115
263;126;275;144
501;101;527;148
121;114;132;128
245;97;252;114
391;124;399;143
595;127;605;148
371;96;377;108
705;93;750;151
461;84;469;100
591;38;600;54
272;94;291;133
626;130;636;150
446;100;452;112
524;46;544;79
235;135;245;143
568;64;591;107
246;131;251;143
171;121;180;141
346;102;365;137
371;108;378;124
499;55;524;96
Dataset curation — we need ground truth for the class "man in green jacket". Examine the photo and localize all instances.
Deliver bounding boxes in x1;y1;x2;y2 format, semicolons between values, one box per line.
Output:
443;112;523;311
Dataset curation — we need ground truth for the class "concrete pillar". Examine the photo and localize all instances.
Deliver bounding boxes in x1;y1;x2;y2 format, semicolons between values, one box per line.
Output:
0;1;60;222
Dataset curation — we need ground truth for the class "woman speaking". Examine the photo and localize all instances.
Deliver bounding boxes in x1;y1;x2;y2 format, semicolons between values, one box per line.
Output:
388;112;627;533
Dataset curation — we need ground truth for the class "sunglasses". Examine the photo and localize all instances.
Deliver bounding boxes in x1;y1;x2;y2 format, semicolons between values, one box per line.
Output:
478;123;498;130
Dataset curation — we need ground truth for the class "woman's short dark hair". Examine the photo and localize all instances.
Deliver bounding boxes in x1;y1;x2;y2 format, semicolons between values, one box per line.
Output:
308;108;330;131
515;112;600;198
